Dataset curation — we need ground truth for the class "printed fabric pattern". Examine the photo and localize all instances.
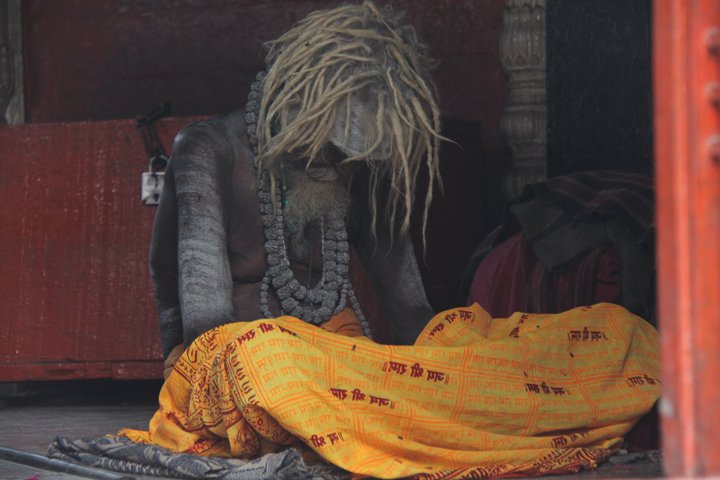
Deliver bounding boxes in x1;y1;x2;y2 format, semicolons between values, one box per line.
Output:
117;303;660;479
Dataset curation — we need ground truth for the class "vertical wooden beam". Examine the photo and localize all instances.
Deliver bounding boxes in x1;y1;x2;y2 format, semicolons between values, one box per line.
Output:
654;0;720;475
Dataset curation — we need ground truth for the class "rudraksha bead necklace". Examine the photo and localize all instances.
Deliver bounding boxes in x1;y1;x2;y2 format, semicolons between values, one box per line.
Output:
245;71;371;336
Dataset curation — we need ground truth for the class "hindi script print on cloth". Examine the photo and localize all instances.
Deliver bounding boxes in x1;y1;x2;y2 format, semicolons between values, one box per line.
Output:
121;303;660;479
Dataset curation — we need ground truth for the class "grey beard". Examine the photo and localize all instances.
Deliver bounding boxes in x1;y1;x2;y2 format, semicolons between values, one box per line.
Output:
283;166;350;261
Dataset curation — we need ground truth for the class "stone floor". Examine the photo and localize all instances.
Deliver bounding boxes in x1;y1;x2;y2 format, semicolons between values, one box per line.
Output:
0;380;164;480
0;380;663;479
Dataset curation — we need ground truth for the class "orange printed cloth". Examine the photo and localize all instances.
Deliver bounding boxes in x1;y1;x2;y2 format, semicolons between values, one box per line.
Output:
121;303;660;479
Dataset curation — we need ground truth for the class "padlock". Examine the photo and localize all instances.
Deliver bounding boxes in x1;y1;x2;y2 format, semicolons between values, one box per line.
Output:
141;168;165;205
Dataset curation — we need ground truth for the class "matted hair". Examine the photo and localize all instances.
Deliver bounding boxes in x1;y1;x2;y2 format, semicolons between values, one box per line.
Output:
256;0;443;244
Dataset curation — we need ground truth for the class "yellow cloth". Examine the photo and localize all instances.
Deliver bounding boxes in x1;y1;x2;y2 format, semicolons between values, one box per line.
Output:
121;303;660;478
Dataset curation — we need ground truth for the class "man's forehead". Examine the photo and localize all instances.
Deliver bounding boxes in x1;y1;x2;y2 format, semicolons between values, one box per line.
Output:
328;100;392;161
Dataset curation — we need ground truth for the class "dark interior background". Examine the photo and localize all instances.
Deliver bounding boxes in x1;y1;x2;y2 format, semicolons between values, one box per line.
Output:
547;0;653;176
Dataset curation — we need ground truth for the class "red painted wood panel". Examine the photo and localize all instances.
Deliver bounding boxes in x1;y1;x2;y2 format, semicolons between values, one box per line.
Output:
0;118;198;381
0;116;388;380
654;0;720;475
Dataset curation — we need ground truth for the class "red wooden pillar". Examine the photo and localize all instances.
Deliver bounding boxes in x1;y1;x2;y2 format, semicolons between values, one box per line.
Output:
654;0;720;475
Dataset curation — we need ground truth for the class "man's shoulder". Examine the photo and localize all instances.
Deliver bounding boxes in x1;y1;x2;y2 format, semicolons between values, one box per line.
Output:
174;111;244;145
171;111;254;171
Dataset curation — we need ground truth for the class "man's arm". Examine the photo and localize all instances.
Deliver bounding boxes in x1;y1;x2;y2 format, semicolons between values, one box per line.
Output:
350;175;435;345
354;233;435;345
150;120;236;354
149;168;182;358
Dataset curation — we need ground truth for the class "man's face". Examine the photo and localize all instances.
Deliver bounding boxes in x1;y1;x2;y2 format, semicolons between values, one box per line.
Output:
289;144;357;184
283;144;353;240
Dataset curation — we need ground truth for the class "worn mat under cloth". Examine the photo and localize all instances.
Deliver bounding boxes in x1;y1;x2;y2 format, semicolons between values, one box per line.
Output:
55;303;660;479
49;435;344;479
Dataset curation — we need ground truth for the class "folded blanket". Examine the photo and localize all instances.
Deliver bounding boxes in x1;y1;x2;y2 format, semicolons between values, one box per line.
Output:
83;303;658;479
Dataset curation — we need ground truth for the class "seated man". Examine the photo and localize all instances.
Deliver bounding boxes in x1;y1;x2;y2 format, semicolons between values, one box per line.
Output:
149;1;444;370
47;5;660;478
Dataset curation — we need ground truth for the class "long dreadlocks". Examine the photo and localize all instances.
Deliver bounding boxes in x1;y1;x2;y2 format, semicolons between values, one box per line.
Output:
256;1;443;244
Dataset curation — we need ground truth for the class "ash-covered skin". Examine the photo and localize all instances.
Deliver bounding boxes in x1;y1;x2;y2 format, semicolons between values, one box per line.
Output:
149;111;434;357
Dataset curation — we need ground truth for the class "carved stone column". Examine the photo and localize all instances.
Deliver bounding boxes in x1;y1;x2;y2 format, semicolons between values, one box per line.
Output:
0;0;24;124
500;0;546;199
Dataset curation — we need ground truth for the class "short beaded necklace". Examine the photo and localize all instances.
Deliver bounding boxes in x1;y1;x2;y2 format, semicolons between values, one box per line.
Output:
245;71;371;337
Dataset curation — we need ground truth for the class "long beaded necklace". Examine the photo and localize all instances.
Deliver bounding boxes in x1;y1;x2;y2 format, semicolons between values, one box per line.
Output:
245;71;371;337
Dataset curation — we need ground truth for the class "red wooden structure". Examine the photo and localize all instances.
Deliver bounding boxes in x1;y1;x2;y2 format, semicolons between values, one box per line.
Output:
655;0;720;476
0;116;390;381
0;119;196;381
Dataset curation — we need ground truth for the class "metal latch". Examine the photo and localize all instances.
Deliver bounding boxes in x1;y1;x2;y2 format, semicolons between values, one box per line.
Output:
141;168;165;206
136;102;171;205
